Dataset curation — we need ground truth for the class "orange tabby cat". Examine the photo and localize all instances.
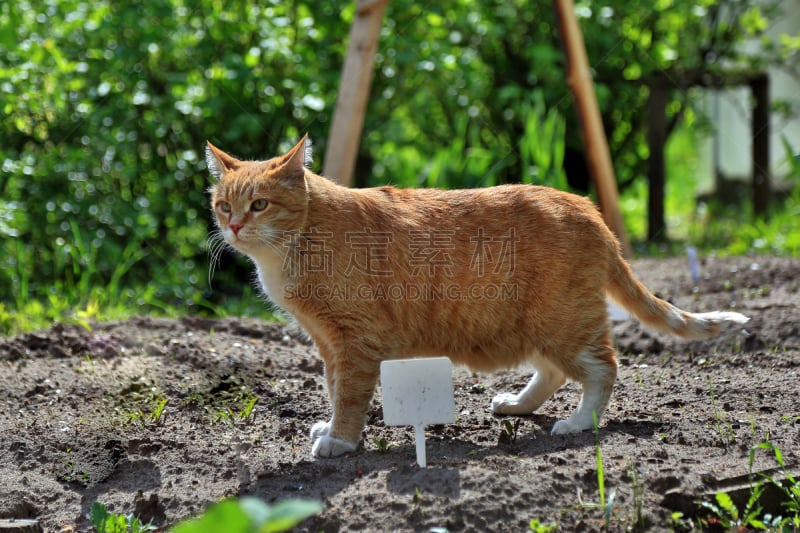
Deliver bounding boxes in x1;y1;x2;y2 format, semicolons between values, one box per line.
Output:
206;135;749;458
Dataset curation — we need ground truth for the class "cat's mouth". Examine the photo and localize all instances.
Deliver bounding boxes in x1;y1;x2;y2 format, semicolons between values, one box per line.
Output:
224;230;249;246
226;232;266;253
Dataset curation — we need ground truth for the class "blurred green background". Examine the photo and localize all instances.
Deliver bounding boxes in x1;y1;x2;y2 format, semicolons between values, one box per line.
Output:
1;0;798;333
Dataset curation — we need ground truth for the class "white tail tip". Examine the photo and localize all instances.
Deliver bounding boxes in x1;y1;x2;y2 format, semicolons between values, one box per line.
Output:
692;311;750;325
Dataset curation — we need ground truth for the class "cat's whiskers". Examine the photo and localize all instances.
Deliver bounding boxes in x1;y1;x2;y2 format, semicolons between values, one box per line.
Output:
254;227;291;253
206;230;228;286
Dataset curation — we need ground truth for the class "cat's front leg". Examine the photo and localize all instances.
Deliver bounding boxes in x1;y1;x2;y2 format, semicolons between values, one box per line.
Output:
310;358;379;458
310;420;331;438
309;348;355;457
310;423;357;457
309;417;359;458
310;348;336;442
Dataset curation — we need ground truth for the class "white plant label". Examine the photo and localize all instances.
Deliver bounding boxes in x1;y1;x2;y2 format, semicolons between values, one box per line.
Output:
687;246;701;284
380;357;455;467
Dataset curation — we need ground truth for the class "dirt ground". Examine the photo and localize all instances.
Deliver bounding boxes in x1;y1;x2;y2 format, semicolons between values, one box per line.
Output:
1;256;798;532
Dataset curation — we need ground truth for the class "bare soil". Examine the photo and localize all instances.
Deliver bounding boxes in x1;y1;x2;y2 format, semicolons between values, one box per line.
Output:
1;256;798;532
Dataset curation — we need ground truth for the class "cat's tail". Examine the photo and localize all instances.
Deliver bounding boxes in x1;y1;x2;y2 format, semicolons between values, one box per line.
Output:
606;256;749;340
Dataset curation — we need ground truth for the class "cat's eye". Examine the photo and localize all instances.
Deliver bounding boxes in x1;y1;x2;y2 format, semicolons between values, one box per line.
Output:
251;199;269;212
218;201;232;213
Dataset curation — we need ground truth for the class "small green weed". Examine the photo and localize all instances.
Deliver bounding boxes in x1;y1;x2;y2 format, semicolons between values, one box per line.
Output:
627;461;646;531
238;396;258;421
122;394;169;429
576;412;616;530
670;511;694;530
413;486;424;508
595;413;608;515
213;399;259;425
124;409;147;428
707;377;735;445
529;518;558;532
214;406;238;426
498;418;521;445
781;414;800;425
149;398;168;424
373;437;395;452
183;385;261;426
91;502;156;533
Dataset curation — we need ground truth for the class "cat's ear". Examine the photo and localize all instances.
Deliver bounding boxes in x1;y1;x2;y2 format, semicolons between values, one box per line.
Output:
205;141;241;179
280;134;312;177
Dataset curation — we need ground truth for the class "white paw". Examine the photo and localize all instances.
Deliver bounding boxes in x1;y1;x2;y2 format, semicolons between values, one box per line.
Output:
310;420;331;440
551;419;577;435
311;435;358;458
491;392;527;415
551;419;590;435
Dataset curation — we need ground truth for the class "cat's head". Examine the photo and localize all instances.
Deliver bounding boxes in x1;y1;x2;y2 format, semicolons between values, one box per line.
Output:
206;136;311;252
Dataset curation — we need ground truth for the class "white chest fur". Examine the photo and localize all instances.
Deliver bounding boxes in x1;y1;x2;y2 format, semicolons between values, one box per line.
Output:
251;249;289;308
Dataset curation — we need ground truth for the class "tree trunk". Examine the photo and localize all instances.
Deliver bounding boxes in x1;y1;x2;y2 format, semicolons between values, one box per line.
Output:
647;83;667;242
751;74;770;217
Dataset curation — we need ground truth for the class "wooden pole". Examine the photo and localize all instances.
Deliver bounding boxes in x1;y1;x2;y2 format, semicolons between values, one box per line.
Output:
553;0;632;258
323;0;390;186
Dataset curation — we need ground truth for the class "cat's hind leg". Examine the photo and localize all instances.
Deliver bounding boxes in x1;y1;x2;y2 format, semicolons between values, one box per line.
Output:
491;358;566;415
550;336;617;435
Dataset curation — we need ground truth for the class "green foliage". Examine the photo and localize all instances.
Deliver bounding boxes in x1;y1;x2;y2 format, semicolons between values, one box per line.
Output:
1;0;798;332
171;497;323;533
688;190;800;257
750;441;800;528
781;135;800;180
693;442;800;530
0;0;347;332
91;498;322;533
698;487;769;530
366;0;799;192
622;125;800;257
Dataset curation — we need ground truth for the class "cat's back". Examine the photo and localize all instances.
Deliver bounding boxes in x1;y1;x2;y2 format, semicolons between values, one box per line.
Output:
351;183;607;237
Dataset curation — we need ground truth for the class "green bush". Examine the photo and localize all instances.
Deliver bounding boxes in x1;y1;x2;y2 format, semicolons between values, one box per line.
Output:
1;0;797;332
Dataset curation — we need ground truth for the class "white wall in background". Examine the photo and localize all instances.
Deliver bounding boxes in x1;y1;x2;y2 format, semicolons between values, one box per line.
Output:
695;0;800;194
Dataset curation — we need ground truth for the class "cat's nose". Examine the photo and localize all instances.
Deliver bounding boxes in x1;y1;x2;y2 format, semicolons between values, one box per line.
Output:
230;223;243;236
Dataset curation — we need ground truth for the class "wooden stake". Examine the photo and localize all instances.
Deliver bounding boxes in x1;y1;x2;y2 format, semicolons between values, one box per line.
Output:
553;0;632;257
0;519;42;533
323;0;389;186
